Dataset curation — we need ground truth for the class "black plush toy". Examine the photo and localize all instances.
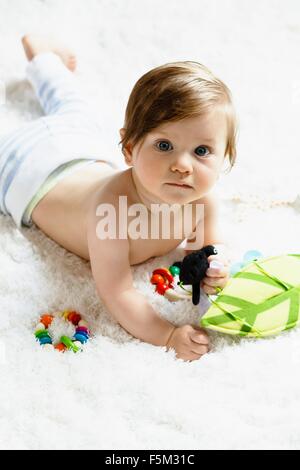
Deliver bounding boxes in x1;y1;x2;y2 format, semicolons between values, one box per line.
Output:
173;245;218;305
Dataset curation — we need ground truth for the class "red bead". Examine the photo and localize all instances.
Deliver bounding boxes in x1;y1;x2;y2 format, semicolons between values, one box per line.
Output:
156;283;169;295
150;274;165;285
67;310;77;318
55;343;67;352
152;268;174;285
68;312;81;325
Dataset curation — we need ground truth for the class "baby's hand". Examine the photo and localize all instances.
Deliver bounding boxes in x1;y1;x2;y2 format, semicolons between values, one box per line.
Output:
200;255;230;295
166;325;210;362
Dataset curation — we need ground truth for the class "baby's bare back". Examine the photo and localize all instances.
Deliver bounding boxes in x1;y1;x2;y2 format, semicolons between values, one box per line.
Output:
31;161;117;259
32;162;201;263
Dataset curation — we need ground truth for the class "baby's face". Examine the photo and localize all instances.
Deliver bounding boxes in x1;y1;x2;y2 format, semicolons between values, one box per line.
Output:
124;106;228;205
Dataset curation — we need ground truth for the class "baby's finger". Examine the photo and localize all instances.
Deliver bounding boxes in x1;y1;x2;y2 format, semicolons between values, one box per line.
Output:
190;331;209;345
191;328;212;352
206;267;228;277
192;325;209;335
207;255;229;266
201;282;218;295
202;276;226;287
190;343;209;356
181;352;202;362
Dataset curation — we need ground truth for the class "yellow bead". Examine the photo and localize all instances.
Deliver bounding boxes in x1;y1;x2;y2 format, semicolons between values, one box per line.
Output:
62;310;71;319
36;322;45;331
78;320;88;328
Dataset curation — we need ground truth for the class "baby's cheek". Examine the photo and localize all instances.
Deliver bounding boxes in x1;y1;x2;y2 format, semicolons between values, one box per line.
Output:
196;165;218;191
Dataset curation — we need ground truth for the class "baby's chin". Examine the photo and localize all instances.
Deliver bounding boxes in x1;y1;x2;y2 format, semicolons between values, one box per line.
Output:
160;183;196;204
141;182;196;207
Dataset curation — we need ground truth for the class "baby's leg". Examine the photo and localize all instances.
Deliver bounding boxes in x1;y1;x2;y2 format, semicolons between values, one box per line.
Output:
22;34;77;72
0;119;50;215
27;59;94;121
23;35;98;123
0;35;114;225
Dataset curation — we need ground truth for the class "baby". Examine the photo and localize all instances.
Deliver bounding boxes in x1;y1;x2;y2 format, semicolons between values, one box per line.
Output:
0;35;237;362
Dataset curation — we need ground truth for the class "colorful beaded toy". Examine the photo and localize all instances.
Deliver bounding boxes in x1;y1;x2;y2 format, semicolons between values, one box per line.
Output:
150;265;193;301
34;309;90;353
151;252;264;303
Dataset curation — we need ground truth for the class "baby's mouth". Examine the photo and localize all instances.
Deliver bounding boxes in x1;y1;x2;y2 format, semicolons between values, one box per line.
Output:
165;182;192;189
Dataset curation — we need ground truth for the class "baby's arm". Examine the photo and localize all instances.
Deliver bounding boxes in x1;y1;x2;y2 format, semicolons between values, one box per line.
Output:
185;192;231;294
185;193;229;257
87;206;175;347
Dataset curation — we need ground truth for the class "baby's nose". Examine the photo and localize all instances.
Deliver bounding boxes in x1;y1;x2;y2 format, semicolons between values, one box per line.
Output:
170;154;193;173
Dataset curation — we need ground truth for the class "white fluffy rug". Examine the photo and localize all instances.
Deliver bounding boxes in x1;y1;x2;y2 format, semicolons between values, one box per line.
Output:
1;0;300;450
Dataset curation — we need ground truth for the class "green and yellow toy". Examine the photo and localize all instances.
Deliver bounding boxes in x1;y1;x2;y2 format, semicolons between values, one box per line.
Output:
200;253;300;337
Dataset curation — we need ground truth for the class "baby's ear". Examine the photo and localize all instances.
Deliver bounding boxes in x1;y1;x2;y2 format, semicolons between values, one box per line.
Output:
119;129;133;166
123;144;133;166
119;128;125;140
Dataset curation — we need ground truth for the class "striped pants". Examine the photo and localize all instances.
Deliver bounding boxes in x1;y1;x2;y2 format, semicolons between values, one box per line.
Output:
0;52;118;228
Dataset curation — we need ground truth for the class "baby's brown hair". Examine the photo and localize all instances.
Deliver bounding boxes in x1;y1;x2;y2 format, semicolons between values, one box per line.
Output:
119;61;238;170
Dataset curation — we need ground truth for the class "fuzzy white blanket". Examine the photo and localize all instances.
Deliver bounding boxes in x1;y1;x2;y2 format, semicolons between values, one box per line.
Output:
1;0;300;450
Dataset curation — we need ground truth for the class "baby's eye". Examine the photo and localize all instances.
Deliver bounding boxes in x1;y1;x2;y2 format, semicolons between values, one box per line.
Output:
156;140;172;151
195;146;210;157
155;141;211;157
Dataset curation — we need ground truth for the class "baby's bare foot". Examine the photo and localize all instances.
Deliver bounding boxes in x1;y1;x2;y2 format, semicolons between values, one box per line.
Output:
21;34;77;72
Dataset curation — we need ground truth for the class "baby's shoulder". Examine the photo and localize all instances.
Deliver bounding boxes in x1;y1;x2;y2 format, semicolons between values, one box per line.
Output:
89;168;134;212
191;190;220;220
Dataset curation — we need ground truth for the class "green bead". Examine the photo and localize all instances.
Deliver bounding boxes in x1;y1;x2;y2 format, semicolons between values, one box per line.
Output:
60;336;80;353
35;330;50;339
169;265;180;276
